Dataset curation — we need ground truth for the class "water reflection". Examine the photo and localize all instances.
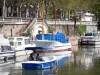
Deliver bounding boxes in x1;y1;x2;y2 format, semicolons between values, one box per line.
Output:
81;46;100;57
22;68;58;75
1;46;100;75
58;46;100;75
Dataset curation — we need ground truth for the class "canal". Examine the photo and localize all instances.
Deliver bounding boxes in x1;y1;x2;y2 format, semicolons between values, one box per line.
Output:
0;45;100;75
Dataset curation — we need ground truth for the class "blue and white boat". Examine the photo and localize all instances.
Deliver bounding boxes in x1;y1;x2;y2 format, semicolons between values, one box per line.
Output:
22;56;57;70
25;32;72;57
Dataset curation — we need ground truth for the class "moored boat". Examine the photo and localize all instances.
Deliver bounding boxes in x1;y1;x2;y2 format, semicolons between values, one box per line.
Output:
22;56;57;70
25;32;72;57
8;36;35;57
79;33;100;45
0;34;15;62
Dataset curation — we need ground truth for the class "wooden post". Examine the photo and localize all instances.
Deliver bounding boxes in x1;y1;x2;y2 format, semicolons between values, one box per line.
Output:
11;28;12;37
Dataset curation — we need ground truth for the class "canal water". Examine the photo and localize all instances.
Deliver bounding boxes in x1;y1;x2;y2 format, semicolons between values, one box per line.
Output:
0;45;100;75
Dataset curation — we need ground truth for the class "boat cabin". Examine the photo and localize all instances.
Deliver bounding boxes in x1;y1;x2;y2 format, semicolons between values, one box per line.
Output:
8;36;34;50
0;34;14;60
36;32;69;43
0;39;12;53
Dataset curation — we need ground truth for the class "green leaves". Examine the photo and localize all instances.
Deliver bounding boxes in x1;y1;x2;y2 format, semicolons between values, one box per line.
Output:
92;0;100;16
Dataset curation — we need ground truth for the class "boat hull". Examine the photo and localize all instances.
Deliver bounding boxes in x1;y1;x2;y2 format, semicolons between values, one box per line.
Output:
0;51;15;62
25;43;72;57
79;40;100;45
22;56;57;70
36;50;72;57
25;40;72;56
79;40;95;45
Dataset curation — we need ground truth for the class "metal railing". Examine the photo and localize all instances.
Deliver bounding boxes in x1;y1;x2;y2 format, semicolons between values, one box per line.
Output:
24;18;37;33
46;19;97;25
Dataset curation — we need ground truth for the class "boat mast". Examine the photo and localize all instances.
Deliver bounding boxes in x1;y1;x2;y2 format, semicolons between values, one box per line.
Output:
41;0;45;40
54;7;56;33
41;11;45;40
52;4;56;33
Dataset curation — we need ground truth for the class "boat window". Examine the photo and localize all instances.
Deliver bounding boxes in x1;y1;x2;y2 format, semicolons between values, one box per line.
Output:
1;46;12;51
8;38;14;40
18;42;22;46
93;33;97;37
0;46;1;51
85;33;93;36
17;38;23;41
9;41;14;46
25;39;30;45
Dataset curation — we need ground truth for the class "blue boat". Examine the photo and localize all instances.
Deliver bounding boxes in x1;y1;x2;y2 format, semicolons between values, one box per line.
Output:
22;56;57;70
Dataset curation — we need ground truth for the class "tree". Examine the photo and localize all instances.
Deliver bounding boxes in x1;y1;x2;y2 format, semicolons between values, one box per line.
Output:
91;0;100;30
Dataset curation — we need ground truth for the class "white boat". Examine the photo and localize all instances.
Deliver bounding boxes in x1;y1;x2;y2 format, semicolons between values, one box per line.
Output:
22;56;57;70
8;36;35;60
25;32;72;57
0;34;15;61
79;33;100;45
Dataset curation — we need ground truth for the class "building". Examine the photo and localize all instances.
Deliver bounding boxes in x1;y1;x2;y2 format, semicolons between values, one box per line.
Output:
81;12;94;21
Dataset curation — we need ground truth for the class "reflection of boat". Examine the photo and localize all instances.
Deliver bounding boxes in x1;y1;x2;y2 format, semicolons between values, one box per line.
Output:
22;56;57;70
0;34;15;62
81;46;100;57
25;32;72;57
22;68;57;75
57;55;69;67
79;33;100;45
77;46;95;69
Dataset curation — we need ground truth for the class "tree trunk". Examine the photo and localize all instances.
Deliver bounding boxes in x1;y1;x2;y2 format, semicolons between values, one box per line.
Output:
11;6;14;17
97;17;100;31
74;11;77;36
17;6;19;17
68;10;70;20
44;0;48;19
19;6;22;18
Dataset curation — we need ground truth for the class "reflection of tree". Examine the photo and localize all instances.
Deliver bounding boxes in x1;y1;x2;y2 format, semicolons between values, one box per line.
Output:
89;58;100;75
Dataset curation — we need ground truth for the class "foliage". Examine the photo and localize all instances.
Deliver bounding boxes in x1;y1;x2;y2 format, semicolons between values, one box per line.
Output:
92;0;100;16
48;26;54;33
1;0;97;18
76;24;86;35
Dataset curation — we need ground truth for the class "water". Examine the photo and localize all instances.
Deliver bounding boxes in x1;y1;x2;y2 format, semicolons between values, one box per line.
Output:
0;45;100;75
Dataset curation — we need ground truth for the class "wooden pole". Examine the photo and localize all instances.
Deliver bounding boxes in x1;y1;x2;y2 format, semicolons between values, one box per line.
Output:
41;11;45;40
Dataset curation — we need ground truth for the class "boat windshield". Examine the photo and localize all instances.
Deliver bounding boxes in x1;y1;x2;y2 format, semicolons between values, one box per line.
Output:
85;33;93;36
85;33;97;37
